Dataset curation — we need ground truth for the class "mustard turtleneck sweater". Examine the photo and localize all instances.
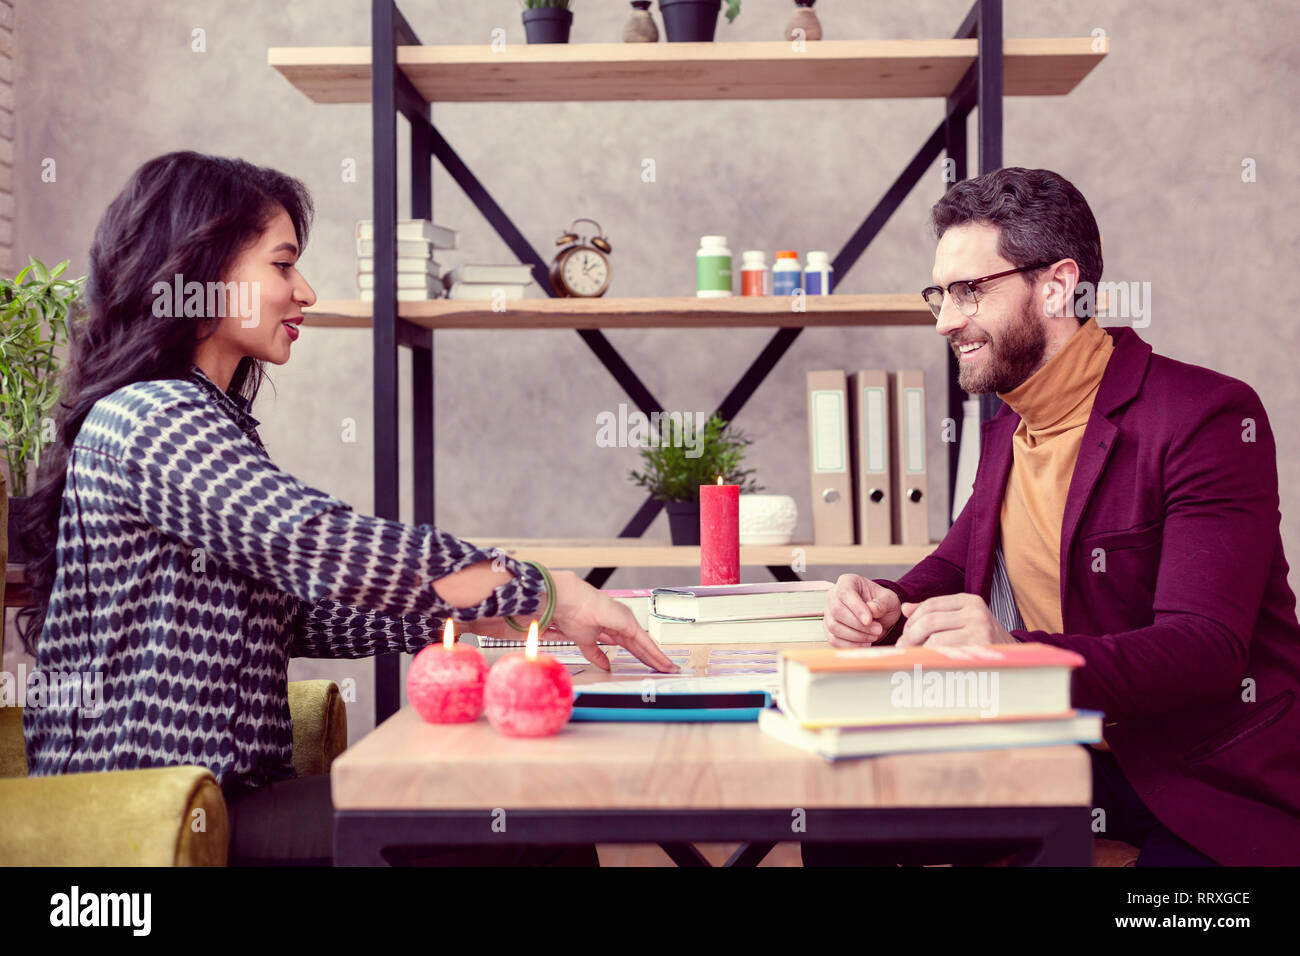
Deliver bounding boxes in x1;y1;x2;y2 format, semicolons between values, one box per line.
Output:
996;316;1114;635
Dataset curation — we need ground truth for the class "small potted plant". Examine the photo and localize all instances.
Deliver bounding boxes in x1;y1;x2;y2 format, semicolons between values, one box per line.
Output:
1;258;82;565
628;413;761;545
520;0;575;44
659;0;740;42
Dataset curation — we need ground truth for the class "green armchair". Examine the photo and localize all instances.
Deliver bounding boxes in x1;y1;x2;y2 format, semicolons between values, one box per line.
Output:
0;680;347;865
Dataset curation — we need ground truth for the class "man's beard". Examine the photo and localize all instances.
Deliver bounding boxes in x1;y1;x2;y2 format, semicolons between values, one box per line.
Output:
955;298;1048;394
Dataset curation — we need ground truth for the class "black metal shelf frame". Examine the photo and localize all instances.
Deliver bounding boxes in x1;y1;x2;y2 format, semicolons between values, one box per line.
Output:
366;0;1006;725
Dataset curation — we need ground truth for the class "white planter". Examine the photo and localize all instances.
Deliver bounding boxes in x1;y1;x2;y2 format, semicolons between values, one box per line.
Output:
739;494;798;545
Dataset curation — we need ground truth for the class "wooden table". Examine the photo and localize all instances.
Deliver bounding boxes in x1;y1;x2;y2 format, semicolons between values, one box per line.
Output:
331;643;1094;867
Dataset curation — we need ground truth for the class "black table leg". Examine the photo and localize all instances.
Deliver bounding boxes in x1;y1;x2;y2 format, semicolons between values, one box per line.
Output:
725;842;777;867
658;843;712;867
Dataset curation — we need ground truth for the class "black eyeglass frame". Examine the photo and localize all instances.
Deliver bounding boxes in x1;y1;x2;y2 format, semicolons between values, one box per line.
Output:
921;261;1056;318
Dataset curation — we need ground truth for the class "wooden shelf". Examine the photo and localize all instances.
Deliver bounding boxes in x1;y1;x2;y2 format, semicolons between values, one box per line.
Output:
269;38;1106;104
304;293;932;330
2;542;930;612
467;538;937;569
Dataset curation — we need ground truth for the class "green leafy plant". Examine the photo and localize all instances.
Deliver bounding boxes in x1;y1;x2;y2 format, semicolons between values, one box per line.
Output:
724;0;741;24
628;413;762;503
0;257;84;497
519;0;574;9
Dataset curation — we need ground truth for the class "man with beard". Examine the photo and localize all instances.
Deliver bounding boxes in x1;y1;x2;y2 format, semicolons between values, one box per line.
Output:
805;167;1300;867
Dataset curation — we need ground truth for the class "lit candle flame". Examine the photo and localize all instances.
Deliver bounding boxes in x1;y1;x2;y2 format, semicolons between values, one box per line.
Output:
716;475;723;484
525;620;539;660
443;618;455;650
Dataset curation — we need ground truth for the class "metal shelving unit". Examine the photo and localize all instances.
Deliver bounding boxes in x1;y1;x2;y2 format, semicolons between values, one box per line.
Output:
268;0;1106;725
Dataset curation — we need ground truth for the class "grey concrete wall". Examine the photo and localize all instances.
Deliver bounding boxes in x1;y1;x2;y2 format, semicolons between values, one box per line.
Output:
6;0;1299;743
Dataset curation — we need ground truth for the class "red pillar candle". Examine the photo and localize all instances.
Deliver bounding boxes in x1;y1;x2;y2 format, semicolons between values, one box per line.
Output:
407;620;489;723
484;621;574;737
700;476;740;585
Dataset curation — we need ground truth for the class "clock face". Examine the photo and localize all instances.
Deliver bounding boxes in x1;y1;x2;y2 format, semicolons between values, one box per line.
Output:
561;247;609;296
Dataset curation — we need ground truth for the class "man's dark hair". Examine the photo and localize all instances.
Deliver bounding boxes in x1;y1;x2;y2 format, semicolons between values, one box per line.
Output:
930;167;1103;323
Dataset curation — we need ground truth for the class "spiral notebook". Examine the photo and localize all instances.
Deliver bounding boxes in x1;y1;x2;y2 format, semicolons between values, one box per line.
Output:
463;632;575;649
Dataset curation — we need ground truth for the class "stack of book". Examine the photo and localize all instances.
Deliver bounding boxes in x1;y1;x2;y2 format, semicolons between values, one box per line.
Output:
355;219;455;301
442;263;536;301
759;643;1101;759
474;582;831;648
646;581;832;645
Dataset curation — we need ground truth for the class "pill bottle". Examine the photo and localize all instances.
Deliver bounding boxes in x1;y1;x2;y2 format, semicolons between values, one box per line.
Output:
805;250;833;295
772;250;802;296
696;235;733;297
740;250;769;296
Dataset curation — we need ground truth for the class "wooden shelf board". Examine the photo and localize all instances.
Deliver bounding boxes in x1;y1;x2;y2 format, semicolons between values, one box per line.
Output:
467;538;937;569
303;293;933;330
2;537;933;612
269;38;1107;104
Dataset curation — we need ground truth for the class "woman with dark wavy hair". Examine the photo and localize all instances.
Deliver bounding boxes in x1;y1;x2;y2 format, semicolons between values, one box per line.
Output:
15;150;674;865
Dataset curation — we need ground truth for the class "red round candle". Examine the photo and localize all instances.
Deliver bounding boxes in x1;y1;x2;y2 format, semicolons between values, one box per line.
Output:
484;622;574;737
407;621;488;723
700;477;740;585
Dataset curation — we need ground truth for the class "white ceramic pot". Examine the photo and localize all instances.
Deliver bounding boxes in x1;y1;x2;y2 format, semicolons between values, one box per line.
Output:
739;494;798;545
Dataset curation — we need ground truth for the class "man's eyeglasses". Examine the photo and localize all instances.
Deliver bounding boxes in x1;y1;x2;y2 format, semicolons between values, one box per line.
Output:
921;262;1054;319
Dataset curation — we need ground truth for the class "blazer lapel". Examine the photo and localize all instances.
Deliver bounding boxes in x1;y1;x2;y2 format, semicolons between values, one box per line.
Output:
968;327;1153;616
1057;327;1152;619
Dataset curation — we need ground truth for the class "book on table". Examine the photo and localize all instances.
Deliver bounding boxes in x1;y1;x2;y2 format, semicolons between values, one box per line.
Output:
644;581;832;644
758;706;1102;759
778;643;1086;728
649;614;825;644
649;580;832;623
605;588;653;630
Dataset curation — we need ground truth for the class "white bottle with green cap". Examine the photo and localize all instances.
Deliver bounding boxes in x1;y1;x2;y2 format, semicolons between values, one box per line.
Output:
696;235;733;297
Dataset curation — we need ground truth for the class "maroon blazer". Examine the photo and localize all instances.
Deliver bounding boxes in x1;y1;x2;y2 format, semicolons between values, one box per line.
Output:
875;325;1300;865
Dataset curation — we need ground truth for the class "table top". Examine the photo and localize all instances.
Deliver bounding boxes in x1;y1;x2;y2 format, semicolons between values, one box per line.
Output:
331;642;1092;812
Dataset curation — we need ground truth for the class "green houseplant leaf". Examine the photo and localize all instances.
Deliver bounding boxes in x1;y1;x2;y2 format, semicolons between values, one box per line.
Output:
0;257;84;497
627;413;763;503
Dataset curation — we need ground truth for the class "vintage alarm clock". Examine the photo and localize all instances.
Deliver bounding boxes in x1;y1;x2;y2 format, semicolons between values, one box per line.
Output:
549;218;612;297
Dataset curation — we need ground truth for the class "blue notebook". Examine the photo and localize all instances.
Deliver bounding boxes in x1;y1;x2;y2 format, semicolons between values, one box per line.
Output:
570;690;771;723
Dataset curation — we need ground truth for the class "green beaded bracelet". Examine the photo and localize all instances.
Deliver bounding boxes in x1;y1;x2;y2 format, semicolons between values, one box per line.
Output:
505;559;556;634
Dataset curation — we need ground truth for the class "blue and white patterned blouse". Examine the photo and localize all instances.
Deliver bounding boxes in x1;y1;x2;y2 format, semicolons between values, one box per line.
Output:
23;364;545;791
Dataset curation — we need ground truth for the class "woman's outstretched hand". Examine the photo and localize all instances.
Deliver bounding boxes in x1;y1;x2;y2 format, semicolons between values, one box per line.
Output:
468;570;678;673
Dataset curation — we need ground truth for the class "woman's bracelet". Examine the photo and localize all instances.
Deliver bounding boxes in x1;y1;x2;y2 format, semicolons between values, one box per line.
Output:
505;559;556;633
